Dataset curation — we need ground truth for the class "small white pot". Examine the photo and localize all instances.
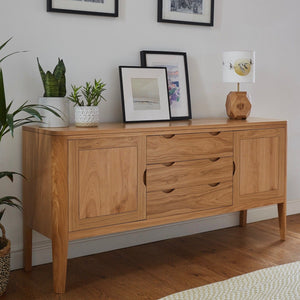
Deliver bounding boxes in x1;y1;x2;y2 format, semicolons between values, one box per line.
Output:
39;97;69;128
75;106;99;127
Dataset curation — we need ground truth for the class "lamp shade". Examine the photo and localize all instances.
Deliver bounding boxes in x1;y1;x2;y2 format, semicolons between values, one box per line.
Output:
223;51;255;83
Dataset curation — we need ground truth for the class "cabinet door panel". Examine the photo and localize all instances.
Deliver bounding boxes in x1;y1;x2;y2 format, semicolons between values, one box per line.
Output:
234;128;286;208
79;147;137;219
69;136;146;231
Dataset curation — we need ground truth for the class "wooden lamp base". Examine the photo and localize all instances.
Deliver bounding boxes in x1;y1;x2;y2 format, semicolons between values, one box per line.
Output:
225;91;251;120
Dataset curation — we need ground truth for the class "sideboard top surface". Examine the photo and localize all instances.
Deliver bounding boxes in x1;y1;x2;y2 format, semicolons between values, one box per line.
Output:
23;118;287;136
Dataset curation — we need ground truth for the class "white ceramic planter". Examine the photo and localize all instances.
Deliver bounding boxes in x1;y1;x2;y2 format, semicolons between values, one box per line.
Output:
39;97;69;128
75;106;99;127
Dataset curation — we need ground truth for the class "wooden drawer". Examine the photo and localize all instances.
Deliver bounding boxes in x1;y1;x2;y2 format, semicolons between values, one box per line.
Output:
147;157;233;192
147;132;233;164
147;181;233;219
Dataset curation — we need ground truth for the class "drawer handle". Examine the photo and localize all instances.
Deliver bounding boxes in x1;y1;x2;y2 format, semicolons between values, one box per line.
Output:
163;162;175;167
208;182;220;187
162;134;175;139
162;189;175;194
209;131;221;136
143;170;147;186
233;161;236;176
209;157;220;162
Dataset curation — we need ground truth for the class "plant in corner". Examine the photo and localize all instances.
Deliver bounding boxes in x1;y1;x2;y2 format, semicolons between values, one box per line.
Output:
68;79;106;127
0;37;60;295
37;57;69;127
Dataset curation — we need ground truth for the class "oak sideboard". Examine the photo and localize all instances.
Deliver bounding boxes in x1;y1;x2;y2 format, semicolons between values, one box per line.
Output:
22;118;287;293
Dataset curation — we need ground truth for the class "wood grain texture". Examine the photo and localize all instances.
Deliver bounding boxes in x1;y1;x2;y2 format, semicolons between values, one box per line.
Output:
51;136;69;293
226;91;251;119
233;128;286;207
22;130;52;238
6;215;300;299
22;118;287;136
68;136;146;232
78;147;137;219
277;202;286;240
239;210;247;227
22;119;287;294
147;132;233;164
147;181;233;219
147;157;233;192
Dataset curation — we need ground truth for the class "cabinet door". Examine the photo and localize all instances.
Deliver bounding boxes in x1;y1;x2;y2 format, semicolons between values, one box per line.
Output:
234;128;286;208
69;136;146;231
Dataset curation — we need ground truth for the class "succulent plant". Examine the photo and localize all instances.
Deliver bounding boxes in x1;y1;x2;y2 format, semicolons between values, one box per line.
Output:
37;58;66;97
68;79;106;106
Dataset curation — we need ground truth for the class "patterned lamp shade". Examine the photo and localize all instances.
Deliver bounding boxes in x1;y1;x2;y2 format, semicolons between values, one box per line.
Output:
223;51;255;83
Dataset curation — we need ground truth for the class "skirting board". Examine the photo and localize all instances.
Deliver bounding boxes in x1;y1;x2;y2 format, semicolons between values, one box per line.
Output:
11;199;300;270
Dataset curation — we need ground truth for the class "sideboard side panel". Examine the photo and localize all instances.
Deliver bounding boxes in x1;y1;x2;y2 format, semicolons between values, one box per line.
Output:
22;130;52;238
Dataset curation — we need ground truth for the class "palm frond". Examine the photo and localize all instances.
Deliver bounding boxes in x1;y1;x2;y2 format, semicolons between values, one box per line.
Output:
0;171;24;181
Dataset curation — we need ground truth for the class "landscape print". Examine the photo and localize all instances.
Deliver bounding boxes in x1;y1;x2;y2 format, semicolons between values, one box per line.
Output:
131;78;161;111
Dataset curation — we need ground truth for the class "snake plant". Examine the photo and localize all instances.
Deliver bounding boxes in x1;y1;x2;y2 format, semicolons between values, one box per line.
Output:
37;58;66;97
0;37;60;220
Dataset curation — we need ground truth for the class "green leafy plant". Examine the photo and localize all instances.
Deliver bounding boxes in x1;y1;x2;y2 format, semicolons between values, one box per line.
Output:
37;57;66;97
68;79;106;106
0;38;60;221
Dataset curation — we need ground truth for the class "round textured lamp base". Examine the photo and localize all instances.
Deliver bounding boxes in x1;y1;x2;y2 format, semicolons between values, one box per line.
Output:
226;91;251;120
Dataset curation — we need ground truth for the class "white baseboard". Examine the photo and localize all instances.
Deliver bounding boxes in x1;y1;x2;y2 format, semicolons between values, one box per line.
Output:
11;199;300;270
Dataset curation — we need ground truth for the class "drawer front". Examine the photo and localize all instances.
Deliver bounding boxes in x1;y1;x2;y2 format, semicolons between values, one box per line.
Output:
147;181;233;219
147;157;233;192
147;132;233;164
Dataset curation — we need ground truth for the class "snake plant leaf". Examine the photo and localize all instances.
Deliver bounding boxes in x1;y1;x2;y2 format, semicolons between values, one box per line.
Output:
44;71;59;97
37;58;46;92
0;68;6;126
53;58;66;97
38;58;66;97
0;171;24;181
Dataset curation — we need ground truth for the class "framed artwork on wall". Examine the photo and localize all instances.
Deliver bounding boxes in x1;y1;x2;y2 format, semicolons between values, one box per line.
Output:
158;0;214;26
141;51;192;120
119;67;171;123
47;0;118;17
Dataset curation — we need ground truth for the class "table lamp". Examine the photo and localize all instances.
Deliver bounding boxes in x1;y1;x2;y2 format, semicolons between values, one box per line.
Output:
222;51;255;119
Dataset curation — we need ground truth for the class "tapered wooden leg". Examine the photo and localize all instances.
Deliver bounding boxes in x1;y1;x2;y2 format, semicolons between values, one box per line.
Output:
52;235;68;293
239;210;247;227
23;223;32;272
277;202;286;241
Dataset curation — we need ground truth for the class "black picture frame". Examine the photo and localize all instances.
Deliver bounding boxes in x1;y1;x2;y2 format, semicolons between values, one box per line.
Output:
119;66;171;123
141;50;192;120
47;0;119;17
158;0;214;26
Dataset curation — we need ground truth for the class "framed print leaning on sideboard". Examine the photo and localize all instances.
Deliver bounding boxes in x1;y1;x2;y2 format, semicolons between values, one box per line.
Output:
141;50;192;120
119;66;171;123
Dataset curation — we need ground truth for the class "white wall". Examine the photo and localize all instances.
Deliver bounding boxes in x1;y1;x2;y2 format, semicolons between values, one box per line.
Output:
1;0;300;270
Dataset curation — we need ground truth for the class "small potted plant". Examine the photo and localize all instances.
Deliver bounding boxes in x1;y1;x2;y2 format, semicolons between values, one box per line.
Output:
0;38;59;295
37;58;69;127
68;79;106;127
